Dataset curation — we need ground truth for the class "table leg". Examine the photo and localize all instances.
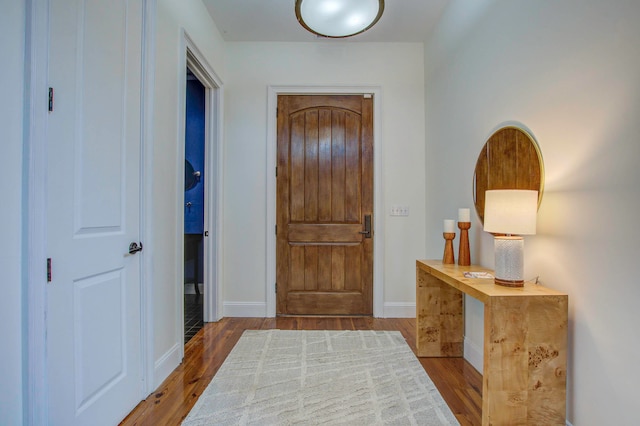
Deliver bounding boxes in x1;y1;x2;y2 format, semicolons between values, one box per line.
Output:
483;296;567;425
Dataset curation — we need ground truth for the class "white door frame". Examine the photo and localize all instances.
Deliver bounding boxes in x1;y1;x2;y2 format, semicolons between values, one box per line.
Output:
266;86;385;318
178;31;224;332
140;0;157;397
25;0;158;419
25;0;50;422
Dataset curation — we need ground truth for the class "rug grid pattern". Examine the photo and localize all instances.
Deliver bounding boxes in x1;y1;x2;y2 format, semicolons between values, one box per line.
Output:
182;330;459;426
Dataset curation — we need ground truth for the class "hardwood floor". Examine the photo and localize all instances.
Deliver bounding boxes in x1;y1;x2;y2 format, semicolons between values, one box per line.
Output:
120;317;482;426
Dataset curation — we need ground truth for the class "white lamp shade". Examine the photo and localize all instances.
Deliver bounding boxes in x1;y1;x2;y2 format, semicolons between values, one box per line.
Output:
296;0;384;38
483;190;538;235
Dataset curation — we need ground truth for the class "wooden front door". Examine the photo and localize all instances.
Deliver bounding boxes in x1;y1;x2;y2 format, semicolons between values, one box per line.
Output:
276;95;374;315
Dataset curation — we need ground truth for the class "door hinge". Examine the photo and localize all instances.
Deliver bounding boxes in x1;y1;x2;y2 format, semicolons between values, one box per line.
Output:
275;166;278;177
47;258;52;282
48;87;54;112
275;224;277;235
275;283;277;293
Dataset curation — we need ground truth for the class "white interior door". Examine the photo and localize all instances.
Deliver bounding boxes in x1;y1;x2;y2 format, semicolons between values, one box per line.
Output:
46;0;144;424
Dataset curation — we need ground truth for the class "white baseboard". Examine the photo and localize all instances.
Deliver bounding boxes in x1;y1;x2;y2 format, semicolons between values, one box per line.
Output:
382;302;415;318
223;301;268;317
153;342;181;389
463;336;484;374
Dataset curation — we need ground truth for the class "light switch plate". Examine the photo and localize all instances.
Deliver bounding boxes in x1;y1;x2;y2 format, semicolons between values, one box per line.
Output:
390;205;409;216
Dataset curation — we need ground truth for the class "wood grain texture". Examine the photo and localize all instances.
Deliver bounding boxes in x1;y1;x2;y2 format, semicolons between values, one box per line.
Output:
443;232;456;264
288;223;363;242
473;126;544;223
458;222;471;266
418;261;565;304
484;295;568;425
120;317;482;426
416;260;568;426
276;95;373;315
416;267;464;357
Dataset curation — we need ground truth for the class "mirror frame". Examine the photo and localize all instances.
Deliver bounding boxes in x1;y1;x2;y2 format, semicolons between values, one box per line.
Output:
473;126;545;223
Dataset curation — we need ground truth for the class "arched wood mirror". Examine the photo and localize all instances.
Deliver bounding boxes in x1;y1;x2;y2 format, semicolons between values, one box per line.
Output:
473;126;544;223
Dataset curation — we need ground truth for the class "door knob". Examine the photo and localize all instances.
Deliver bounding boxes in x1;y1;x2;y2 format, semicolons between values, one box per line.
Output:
359;215;372;238
128;242;143;254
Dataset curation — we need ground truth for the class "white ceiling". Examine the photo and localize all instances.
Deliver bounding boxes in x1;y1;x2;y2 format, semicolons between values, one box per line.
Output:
202;0;452;43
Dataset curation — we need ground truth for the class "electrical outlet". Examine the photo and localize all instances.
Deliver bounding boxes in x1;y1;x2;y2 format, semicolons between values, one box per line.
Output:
390;205;409;216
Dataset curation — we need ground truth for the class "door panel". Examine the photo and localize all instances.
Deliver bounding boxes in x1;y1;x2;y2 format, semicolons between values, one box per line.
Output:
74;271;126;411
277;95;373;315
46;0;143;424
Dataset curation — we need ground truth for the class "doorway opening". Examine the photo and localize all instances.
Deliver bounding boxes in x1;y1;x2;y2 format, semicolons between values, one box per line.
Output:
178;39;224;350
184;67;205;343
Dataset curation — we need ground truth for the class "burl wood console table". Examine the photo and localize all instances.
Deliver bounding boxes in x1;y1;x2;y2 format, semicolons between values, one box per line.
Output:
416;260;568;425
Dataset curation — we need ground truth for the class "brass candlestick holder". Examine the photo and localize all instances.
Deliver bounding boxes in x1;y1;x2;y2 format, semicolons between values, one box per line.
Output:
443;232;456;264
458;222;471;266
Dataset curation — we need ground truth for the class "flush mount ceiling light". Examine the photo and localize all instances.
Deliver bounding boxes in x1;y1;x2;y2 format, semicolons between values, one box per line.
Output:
295;0;385;38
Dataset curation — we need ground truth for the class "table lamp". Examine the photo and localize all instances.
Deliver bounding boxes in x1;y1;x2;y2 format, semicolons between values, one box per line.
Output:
483;190;538;287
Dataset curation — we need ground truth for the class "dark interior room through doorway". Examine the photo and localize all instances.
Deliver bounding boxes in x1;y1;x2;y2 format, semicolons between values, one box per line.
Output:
184;67;205;343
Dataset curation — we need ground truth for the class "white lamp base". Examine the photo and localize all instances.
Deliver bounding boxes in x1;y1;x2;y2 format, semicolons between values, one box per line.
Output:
493;236;524;287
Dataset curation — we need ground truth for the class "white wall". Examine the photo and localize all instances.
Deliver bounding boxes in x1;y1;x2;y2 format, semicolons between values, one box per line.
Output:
424;0;640;424
222;42;426;317
0;1;25;424
152;0;225;386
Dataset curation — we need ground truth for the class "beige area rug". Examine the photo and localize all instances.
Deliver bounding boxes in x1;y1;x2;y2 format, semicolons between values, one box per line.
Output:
182;330;459;426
